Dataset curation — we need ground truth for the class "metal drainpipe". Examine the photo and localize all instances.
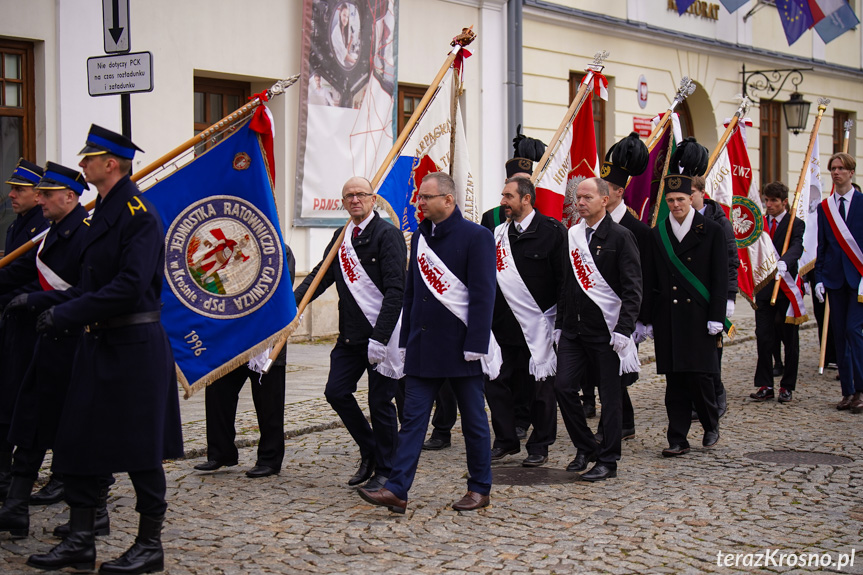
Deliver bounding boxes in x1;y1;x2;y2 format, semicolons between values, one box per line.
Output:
507;0;523;141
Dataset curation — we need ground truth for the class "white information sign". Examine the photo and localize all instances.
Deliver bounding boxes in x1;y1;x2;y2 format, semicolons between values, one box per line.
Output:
87;52;153;97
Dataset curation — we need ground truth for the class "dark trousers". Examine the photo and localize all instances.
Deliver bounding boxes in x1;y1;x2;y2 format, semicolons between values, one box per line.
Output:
713;346;727;411
809;274;836;365
586;368;637;430
385;374;491;501
10;445;46;481
754;297;800;390
204;364;286;470
325;342;399;476
65;468;166;516
554;334;621;467
397;379;458;441
827;284;863;396
665;371;718;448
485;344;557;456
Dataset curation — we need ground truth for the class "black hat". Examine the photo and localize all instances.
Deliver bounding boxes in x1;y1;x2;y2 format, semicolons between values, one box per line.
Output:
78;124;144;159
36;162;88;195
506;126;546;178
5;159;43;187
662;137;709;195
601;132;649;188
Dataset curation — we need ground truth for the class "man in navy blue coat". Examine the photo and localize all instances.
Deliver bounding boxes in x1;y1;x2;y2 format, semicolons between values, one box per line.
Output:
15;125;183;574
358;171;496;513
814;152;863;412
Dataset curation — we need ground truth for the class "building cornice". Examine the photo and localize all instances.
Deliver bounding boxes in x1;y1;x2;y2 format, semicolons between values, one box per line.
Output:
523;0;863;80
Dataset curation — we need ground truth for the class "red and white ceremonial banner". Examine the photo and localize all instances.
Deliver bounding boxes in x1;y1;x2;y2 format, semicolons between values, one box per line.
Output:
795;131;822;275
705;121;779;304
535;76;602;227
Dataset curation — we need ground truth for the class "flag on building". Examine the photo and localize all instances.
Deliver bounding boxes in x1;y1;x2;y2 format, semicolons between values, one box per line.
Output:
375;62;476;231
143;110;298;397
777;0;815;45
719;0;749;13
535;76;602;226
812;0;860;43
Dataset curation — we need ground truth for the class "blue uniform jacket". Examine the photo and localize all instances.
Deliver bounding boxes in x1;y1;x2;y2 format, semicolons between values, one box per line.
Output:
815;189;863;290
400;206;496;378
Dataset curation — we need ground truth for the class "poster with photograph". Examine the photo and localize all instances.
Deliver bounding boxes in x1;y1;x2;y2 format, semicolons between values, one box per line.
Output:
294;0;397;225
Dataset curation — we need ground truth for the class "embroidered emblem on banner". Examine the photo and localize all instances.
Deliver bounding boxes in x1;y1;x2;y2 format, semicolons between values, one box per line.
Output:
233;153;251;171
165;195;283;319
731;195;763;248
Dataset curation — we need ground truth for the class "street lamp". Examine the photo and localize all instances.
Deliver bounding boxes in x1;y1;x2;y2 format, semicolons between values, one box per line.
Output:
741;64;813;134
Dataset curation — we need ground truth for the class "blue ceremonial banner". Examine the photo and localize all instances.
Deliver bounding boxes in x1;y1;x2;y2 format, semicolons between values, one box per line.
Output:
144;117;297;397
777;0;815;45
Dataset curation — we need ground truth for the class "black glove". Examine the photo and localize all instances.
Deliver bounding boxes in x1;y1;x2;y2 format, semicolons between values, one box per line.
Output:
4;293;29;318
36;308;55;333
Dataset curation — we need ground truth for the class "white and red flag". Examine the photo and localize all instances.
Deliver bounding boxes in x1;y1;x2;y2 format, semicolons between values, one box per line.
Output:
794;130;821;275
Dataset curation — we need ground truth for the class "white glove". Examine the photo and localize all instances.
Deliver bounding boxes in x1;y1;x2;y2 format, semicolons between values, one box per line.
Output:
399;347;406;363
553;329;561;346
464;351;484;362
367;339;387;365
707;321;723;335
775;260;787;280
725;299;735;318
814;282;825;303
633;321;648;344
611;332;630;354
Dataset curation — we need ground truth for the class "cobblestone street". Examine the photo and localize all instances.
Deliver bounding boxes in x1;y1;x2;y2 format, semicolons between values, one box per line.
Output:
2;312;862;574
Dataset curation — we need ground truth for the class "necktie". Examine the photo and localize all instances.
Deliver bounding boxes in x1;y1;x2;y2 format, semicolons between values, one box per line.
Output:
515;223;523;234
839;197;847;221
586;227;594;244
769;218;777;238
352;226;361;239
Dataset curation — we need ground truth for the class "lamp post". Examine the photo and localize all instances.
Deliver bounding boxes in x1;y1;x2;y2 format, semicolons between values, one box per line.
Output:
741;64;813;134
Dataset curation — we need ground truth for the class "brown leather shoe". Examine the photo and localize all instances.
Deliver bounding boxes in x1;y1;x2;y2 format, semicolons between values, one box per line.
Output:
837;395;853;410
357;487;406;514
452;491;490;511
850;392;863;414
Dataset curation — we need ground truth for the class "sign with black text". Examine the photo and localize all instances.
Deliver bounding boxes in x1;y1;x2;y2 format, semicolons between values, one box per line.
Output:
86;52;153;96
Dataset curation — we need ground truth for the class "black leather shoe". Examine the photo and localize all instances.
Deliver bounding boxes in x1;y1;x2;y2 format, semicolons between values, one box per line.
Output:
98;514;164;574
490;446;520;460
515;426;528;440
778;388;793;403
347;458;375;486
30;476;64;506
750;387;774;401
521;454;547;467
772;364;784;377
583;404;596;418
566;450;596;472
27;507;96;571
361;474;388;492
703;429;720;447
0;477;34;538
662;444;690;457
580;463;617;482
422;438;451;451
193;460;236;472
245;465;279;478
622;428;636;440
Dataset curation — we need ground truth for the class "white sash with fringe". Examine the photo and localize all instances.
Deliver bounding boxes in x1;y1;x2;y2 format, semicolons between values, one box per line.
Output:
416;233;502;379
494;222;556;380
568;222;639;374
36;239;71;291
824;196;863;302
339;228;404;379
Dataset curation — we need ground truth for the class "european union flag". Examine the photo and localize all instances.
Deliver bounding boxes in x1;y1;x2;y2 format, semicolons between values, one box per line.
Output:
777;0;815;45
144;118;297;397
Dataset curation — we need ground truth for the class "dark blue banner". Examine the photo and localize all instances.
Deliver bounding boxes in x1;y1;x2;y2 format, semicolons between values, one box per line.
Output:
144;120;297;397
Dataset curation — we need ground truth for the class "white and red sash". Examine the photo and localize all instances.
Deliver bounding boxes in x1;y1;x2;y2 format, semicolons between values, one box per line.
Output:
823;196;863;302
777;270;808;325
339;226;404;379
568;222;639;374
494;223;557;381
36;239;71;291
416;234;502;379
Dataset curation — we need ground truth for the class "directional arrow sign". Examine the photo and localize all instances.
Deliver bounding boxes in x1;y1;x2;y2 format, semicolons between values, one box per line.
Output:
102;0;130;54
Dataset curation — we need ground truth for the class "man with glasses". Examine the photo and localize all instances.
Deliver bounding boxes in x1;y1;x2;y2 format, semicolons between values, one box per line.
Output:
814;152;863;412
295;177;405;491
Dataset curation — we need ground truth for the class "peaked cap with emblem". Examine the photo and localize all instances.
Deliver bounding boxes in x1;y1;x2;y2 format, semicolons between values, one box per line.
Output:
663;137;708;195
79;124;144;160
5;158;43;187
601;132;649;188
36;162;88;195
506;125;546;178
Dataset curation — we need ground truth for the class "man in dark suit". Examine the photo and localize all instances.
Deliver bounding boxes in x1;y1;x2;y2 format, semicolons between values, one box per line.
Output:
358;172;496;513
751;181;805;403
643;138;727;457
295;176;404;491
0;163;91;538
554;177;642;482
486;177;566;467
14;125;183;573
0;160;48;502
814;152;863;412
